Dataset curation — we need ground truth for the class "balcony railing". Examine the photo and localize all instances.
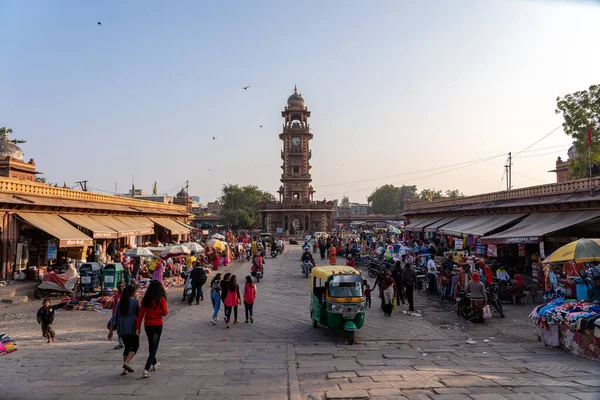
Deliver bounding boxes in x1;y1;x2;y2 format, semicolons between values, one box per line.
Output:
404;176;600;212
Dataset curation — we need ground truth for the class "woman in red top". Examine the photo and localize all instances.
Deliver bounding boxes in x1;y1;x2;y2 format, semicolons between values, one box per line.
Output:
223;274;241;328
136;280;168;378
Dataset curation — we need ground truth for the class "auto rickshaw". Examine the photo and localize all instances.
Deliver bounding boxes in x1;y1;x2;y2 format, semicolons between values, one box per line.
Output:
310;266;366;345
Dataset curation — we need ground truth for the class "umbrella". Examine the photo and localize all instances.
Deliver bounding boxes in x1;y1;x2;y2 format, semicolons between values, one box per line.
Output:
211;234;225;240
124;247;154;257
159;245;191;259
543;238;600;264
182;242;205;253
206;238;226;251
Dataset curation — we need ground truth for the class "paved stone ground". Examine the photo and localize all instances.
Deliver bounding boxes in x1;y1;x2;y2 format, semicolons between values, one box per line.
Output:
1;246;599;400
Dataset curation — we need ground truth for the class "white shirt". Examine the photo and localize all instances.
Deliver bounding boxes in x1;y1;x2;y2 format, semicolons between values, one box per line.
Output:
427;259;437;274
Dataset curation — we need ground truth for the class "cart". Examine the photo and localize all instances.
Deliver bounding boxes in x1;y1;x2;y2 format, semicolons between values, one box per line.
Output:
79;262;101;293
101;263;124;290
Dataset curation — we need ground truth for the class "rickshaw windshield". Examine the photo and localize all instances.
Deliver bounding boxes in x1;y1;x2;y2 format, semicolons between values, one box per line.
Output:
329;275;363;298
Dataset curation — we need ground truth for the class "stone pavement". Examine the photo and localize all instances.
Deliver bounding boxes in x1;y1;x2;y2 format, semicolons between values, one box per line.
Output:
1;247;599;400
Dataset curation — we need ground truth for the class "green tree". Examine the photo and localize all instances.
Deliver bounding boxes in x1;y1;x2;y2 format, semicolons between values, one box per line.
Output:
445;189;463;198
220;184;275;228
418;188;443;202
0;127;26;144
368;185;404;214
555;84;600;179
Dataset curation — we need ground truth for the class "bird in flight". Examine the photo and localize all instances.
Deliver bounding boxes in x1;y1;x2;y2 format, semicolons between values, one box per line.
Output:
212;136;215;140
260;125;263;128
97;22;102;27
242;86;250;90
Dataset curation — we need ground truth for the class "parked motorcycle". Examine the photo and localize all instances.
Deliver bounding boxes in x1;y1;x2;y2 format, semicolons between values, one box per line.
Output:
301;260;313;278
367;260;391;278
486;282;505;318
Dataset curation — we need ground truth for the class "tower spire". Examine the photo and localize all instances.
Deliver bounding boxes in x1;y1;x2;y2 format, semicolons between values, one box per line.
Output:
294;84;297;94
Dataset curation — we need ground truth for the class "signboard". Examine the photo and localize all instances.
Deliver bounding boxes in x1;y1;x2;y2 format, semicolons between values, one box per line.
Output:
104;275;114;284
276;227;283;234
539;242;545;259
476;242;486;255
487;244;498;257
61;239;93;247
47;240;57;262
81;276;92;284
454;239;463;250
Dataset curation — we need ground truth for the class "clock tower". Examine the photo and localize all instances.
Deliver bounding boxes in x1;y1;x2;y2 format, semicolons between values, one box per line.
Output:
278;85;315;203
260;86;333;236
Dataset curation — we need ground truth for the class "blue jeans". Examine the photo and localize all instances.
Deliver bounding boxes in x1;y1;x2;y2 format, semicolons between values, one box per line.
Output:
144;325;162;371
211;291;221;318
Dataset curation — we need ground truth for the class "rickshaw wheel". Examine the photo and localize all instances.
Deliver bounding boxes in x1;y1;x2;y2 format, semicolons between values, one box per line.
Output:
346;331;355;345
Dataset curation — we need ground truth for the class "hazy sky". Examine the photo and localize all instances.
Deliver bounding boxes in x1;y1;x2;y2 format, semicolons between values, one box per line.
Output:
1;0;599;203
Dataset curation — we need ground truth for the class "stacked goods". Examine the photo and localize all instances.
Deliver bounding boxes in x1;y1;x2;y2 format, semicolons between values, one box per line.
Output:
0;334;17;355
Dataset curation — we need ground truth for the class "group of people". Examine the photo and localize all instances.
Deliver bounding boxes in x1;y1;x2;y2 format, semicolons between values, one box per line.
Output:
366;261;418;316
207;273;257;328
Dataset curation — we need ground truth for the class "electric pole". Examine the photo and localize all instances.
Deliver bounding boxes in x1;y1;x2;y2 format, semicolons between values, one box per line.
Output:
75;180;88;191
504;153;512;191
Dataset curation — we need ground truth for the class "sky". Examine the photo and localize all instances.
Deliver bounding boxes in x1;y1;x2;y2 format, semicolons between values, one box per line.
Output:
1;0;599;204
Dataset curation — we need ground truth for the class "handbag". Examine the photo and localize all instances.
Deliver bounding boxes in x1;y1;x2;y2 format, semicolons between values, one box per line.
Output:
482;305;492;319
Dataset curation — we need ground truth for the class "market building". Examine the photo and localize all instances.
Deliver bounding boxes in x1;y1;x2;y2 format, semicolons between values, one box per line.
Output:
260;86;333;236
0;135;191;280
403;177;600;277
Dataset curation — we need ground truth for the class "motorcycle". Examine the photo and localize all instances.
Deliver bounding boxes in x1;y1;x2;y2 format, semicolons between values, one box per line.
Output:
486;282;505;318
251;263;264;282
301;260;314;278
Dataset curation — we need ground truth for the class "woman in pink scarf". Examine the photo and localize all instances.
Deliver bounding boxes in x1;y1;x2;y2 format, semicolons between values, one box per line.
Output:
152;260;165;282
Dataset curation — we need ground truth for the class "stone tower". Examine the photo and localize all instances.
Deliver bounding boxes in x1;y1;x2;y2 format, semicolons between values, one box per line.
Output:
278;85;315;203
261;87;333;236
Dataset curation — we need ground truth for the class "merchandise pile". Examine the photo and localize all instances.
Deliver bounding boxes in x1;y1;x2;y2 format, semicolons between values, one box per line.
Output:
530;298;600;331
59;296;108;312
0;334;17;355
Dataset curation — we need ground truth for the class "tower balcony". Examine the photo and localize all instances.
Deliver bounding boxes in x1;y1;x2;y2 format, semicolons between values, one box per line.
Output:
259;199;334;211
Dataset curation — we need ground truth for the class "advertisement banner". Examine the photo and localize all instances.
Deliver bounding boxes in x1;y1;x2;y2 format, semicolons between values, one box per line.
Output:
454;239;463;250
518;243;527;257
487;244;498;257
539;242;545;259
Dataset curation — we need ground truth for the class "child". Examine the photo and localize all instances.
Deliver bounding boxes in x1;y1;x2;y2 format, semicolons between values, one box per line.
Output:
37;299;56;343
243;275;257;323
364;284;372;308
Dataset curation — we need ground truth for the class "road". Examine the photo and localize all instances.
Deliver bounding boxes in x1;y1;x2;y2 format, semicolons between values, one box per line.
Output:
1;246;599;400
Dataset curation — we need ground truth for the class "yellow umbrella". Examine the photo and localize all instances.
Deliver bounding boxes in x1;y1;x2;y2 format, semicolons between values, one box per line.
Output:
543;238;600;264
206;238;226;252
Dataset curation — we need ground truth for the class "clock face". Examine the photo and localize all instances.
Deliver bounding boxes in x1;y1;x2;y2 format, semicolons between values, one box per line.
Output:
292;137;300;146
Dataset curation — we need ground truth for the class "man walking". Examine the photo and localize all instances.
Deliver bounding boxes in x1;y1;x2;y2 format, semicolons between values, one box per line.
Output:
188;262;207;305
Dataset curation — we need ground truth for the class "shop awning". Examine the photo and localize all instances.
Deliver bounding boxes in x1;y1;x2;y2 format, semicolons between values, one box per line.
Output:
423;217;459;233
405;217;443;232
115;216;155;236
481;211;600;244
150;218;190;235
404;217;428;230
90;216;145;237
17;212;93;247
438;214;526;237
60;214;118;239
175;220;197;231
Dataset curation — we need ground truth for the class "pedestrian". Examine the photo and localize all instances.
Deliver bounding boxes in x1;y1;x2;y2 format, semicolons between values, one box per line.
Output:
112;281;125;350
243;275;257;323
466;272;487;323
210;273;222;325
319;239;326;260
136;280;168;378
212;251;221;271
380;272;397;317
328;244;337;266
364;283;372;308
427;256;437;294
221;273;231;309
223;274;241;328
402;263;417;312
36;299;57;343
108;284;140;376
188;262;207;305
392;261;405;305
180;264;191;302
151;260;165;283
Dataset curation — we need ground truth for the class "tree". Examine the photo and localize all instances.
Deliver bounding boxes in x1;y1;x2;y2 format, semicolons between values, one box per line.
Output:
367;185;398;214
220;184;275;228
555;84;600;179
418;188;443;202
445;189;463;198
34;177;47;184
0;127;26;144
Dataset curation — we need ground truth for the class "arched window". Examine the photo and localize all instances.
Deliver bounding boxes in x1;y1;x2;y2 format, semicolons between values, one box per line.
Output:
293;193;300;200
